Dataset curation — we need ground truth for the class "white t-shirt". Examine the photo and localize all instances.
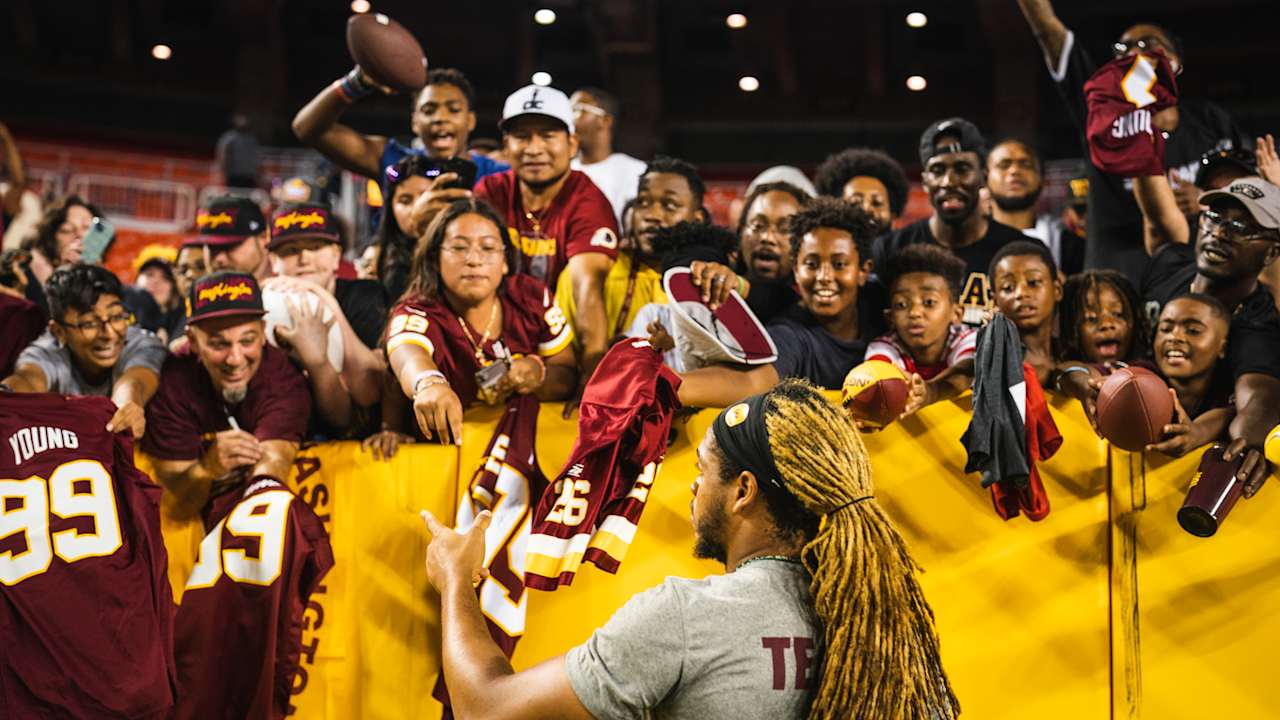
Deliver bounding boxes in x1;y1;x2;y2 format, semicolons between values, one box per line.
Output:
573;152;648;224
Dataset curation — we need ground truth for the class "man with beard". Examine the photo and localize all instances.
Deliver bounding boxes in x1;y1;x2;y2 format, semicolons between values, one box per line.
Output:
475;85;619;405
557;156;712;346
1017;0;1248;282
986;139;1085;276
735;181;810;324
1136;175;1280;498
419;380;957;720
142;272;310;519
3;264;165;438
292;67;507;186
875;118;1025;327
570;87;648;223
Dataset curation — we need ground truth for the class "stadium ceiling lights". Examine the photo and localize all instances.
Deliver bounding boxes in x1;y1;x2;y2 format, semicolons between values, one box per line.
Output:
535;9;557;25
738;75;760;92
906;75;928;91
726;13;748;29
151;44;172;60
906;12;928;28
532;71;553;86
350;0;371;13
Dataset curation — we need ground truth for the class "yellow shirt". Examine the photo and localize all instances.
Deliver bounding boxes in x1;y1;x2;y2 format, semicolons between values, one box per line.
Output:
555;252;666;347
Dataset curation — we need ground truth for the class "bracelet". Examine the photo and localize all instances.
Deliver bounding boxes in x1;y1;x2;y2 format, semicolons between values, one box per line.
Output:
332;79;354;104
521;354;547;384
339;67;375;102
736;275;747;296
1054;365;1090;393
413;370;448;396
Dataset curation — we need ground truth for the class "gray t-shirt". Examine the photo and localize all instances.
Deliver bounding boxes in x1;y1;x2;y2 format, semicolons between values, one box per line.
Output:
566;559;821;720
16;326;166;396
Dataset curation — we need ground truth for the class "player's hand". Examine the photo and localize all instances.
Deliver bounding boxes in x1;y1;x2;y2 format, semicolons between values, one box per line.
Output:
413;382;463;445
1223;437;1270;499
408;173;473;237
421;509;492;592
361;430;414;461
204;429;263;476
274;296;334;369
354;66;396;96
1145;389;1200;456
688;261;741;310
106;401;146;438
1168;169;1201;216
1257;134;1280;186
494;356;543;397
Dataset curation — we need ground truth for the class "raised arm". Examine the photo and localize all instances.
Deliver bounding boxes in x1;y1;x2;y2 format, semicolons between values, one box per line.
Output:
291;69;390;179
1015;0;1070;71
1133;175;1191;256
0;122;28;217
676;362;779;409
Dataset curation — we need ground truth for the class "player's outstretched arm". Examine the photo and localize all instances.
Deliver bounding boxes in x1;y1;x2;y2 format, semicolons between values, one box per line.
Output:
291;70;389;179
676;362;779;409
422;511;595;720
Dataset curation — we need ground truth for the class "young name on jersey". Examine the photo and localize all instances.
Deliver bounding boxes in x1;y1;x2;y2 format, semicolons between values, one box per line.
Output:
9;425;81;465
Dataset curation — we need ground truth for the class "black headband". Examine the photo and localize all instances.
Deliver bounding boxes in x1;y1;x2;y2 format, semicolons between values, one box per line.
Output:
712;394;786;492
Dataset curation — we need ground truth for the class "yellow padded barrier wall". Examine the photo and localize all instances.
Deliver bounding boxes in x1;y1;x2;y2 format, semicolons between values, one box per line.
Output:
144;395;1277;719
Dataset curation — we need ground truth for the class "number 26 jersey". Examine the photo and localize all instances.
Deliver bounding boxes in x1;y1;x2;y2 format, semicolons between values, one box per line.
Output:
0;393;176;719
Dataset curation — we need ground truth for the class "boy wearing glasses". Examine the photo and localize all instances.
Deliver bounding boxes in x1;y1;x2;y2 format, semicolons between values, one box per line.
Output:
874;117;1026;328
2;264;165;438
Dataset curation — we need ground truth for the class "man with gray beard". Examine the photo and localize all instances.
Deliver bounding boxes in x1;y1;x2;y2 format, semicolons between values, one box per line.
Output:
142;271;310;519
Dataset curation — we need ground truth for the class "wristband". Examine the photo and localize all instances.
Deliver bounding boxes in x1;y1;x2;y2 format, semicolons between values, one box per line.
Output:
339;67;375;102
521;353;547;384
413;369;448;396
332;79;354;104
1054;365;1090;393
736;275;747;296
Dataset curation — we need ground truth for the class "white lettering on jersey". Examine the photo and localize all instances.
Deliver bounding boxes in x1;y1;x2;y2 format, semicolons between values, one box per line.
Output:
8;426;81;466
1111;109;1153;140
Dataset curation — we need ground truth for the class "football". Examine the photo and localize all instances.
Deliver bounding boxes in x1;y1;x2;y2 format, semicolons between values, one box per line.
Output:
1095;367;1173;451
842;360;910;429
346;13;428;91
262;288;345;373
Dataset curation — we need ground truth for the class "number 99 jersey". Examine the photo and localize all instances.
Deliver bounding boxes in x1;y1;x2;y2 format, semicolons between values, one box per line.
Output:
172;475;333;720
0;393;176;719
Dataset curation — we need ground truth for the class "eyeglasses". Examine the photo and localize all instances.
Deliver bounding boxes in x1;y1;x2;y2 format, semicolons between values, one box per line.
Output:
1200;210;1273;242
1112;37;1168;59
59;312;132;337
571;103;608;117
441;244;505;263
744;218;792;237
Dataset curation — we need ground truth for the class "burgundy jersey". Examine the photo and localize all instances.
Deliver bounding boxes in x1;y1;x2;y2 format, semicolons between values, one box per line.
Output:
172;476;333;720
1085;52;1179;177
141;344;311;462
434;394;546;716
474;169;619;287
385;274;573;408
0;393;175;719
0;293;46;378
526;339;682;590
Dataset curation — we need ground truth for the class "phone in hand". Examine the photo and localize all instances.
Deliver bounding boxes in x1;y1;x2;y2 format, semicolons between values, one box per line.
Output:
474;357;512;391
424;157;478;190
80;217;116;265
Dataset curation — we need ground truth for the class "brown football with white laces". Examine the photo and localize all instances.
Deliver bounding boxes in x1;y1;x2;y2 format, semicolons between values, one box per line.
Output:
346;13;427;91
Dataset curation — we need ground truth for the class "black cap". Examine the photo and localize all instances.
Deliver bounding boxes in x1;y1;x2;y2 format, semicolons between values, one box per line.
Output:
919;117;988;167
1194;147;1257;189
185;271;265;325
269;203;341;250
193;196;267;248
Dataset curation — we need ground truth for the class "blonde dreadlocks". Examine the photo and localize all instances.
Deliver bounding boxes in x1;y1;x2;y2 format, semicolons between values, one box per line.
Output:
759;379;958;719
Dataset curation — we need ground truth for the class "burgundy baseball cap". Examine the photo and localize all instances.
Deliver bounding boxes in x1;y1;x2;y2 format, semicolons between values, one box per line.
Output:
663;268;777;366
192;196;267;248
185;271;266;325
269;202;341;251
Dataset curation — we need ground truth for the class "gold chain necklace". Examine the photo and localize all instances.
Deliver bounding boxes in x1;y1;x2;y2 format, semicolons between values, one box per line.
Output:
457;299;500;366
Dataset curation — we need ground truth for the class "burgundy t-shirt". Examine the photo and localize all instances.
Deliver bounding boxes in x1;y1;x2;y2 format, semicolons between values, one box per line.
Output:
0;394;175;719
1;293;46;378
475;169;619;287
141;344;311;461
